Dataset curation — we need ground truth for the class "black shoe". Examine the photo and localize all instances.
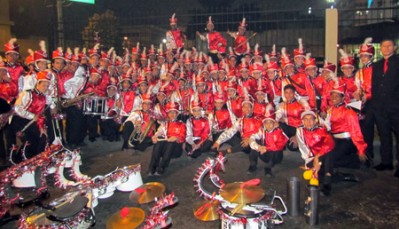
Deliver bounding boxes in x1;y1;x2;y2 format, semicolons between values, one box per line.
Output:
394;168;399;178
321;184;332;196
374;163;394;171
89;137;96;142
264;168;273;177
247;166;257;174
157;167;165;175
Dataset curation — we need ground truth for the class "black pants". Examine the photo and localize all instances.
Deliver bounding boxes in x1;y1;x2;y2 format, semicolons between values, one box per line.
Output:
185;139;213;158
331;138;361;169
100;118;119;142
9;116;47;159
64;106;85;145
279;122;298;151
373;107;399;165
148;141;183;173
223;133;251;154
306;153;333;184
122;121;152;151
359;102;375;160
249;149;283;169
84;115;99;140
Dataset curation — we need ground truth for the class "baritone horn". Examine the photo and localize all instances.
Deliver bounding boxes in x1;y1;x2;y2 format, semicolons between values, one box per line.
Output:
128;118;155;148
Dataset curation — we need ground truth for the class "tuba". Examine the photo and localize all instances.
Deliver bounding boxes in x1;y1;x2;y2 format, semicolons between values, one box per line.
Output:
128;118;155;148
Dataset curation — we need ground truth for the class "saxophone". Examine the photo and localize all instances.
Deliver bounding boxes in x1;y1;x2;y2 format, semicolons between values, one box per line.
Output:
61;92;94;108
128;117;155;147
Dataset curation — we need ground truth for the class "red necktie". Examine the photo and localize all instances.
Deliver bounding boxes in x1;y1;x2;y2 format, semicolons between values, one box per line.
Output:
383;59;389;74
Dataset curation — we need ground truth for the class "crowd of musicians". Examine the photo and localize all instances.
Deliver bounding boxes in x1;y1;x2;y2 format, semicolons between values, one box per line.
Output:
0;14;398;196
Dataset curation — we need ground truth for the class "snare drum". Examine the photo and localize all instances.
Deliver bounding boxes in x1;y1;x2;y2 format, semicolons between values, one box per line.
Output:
220;202;271;229
12;167;43;188
21;195;95;229
83;96;108;116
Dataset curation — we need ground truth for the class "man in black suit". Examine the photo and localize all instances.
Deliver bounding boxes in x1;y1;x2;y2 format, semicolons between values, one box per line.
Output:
371;38;399;177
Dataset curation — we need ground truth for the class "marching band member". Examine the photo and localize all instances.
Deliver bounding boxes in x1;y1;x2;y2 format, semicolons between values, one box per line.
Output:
319;61;338;115
166;14;186;51
195;74;214;115
197;16;227;64
249;107;288;175
23;40;50;91
100;82;120;142
264;55;282;107
226;80;243;123
355;38;375;164
2;38;24;103
296;110;335;196
338;49;357;102
252;80;274;120
83;67;107;142
10;71;50;159
61;55;87;148
212;91;261;154
227;18;250;58
148;100;186;176
185;95;213;158
118;73;136;121
209;90;233;141
304;53;321;110
325;85;368;170
293;38;306;73
122;93;155;152
276;84;310;151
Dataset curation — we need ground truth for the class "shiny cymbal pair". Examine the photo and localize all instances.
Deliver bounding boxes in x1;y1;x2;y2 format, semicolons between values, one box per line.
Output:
107;182;166;229
194;179;266;221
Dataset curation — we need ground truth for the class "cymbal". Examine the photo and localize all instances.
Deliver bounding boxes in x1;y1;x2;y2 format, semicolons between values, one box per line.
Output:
193;200;220;221
106;207;145;229
129;182;166;204
220;180;265;204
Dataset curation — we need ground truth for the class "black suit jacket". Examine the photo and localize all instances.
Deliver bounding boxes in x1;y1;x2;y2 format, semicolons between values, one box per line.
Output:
371;54;399;111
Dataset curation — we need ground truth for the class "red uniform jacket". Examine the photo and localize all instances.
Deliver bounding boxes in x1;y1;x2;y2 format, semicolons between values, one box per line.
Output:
288;72;316;109
207;32;227;53
299;126;335;157
166;120;186;143
210;108;233;132
277;99;306;128
186;117;211;144
328;103;367;155
120;90;136;115
198;92;214;114
355;63;372;101
340;76;357;102
233;35;247;55
250;127;289;152
227;96;243;119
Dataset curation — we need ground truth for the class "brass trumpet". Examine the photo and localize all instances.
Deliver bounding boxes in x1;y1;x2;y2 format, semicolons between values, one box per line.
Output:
128;118;155;148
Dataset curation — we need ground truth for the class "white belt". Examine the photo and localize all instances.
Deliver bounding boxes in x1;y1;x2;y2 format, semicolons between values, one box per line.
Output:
333;132;351;139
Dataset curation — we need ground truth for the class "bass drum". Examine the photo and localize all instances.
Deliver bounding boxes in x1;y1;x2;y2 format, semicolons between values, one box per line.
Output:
20;194;95;229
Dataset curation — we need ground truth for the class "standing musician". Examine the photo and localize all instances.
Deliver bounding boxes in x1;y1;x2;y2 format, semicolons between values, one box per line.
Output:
23;40;50;91
166;13;186;52
118;74;136;122
185;96;213;158
227;18;250;60
293;38;306;73
83;68;107;142
2;38;24;103
10;71;50;159
100;83;120;142
324;86;368;172
354;38;375;165
122;93;155;152
148;101;186;176
197;16;227;64
61;57;87;148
